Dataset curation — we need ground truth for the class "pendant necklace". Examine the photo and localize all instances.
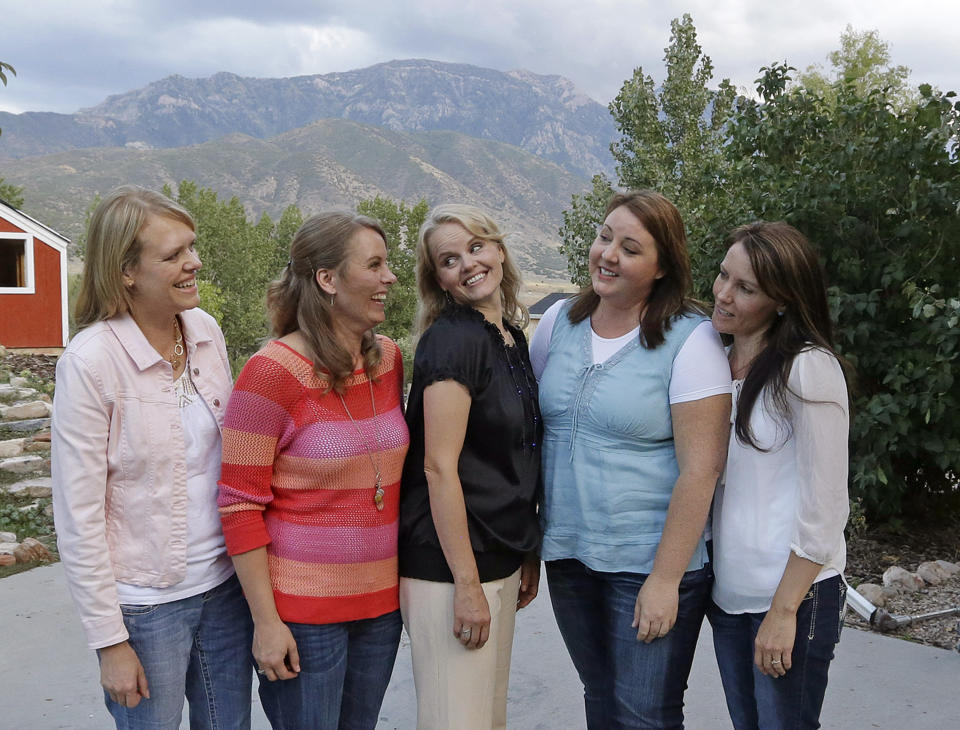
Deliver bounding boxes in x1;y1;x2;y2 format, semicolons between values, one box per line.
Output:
338;379;386;511
169;317;185;370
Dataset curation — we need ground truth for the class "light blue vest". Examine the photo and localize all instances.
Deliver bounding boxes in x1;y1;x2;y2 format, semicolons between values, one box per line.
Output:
539;302;708;574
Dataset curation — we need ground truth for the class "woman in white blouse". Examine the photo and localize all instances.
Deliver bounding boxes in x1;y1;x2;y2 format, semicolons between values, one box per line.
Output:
708;221;849;730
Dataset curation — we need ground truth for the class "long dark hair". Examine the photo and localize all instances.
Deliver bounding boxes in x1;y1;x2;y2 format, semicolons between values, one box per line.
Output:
729;221;847;449
568;190;700;348
266;212;386;393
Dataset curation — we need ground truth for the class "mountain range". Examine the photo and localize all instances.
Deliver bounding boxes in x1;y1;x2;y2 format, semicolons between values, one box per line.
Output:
0;60;618;279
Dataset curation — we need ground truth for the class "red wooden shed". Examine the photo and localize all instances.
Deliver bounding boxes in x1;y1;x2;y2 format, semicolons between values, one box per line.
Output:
0;199;70;351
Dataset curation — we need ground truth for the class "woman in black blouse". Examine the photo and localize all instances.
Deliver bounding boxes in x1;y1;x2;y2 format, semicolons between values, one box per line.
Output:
399;204;541;730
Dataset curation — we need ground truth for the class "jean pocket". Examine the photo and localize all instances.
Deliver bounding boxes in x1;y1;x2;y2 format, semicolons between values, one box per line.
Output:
804;582;820;640
837;581;848;642
120;603;161;617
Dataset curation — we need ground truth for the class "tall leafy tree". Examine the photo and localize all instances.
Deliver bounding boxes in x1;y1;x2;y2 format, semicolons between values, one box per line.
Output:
728;64;960;519
168;182;297;368
560;14;739;291
798;26;915;109
356;196;427;377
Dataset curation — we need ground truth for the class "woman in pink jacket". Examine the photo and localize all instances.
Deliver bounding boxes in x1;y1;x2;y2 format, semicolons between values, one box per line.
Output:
51;186;253;729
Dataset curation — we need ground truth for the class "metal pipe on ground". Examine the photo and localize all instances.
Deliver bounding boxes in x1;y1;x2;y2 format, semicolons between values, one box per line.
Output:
846;585;960;632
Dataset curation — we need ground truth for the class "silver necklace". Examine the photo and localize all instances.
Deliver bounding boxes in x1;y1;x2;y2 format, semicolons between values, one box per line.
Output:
337;379;385;511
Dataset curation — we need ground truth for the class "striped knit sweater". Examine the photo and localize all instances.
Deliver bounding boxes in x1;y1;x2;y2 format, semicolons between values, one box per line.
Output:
218;336;409;624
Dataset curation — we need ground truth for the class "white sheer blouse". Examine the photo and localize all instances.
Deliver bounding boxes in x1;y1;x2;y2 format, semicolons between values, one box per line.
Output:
711;346;850;614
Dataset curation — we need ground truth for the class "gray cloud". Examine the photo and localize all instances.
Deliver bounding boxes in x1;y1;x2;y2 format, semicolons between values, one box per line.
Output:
0;0;956;115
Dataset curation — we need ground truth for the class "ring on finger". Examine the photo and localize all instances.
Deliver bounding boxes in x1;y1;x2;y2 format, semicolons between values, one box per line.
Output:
461;627;472;639
770;659;782;665
256;668;267;675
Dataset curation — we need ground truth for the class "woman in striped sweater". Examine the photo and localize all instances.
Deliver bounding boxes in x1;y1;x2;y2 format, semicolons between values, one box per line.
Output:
218;212;410;729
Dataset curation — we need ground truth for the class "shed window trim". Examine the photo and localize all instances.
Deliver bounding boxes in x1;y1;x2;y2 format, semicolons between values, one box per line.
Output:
0;233;34;294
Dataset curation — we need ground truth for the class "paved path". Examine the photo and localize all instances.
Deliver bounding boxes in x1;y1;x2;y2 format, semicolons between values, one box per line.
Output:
2;563;958;728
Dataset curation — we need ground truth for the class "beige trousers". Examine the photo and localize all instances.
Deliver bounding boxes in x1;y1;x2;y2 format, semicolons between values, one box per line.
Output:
399;569;521;730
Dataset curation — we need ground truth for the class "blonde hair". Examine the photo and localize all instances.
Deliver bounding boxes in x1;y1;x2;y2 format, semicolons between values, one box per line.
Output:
75;186;195;329
266;211;386;393
415;204;527;334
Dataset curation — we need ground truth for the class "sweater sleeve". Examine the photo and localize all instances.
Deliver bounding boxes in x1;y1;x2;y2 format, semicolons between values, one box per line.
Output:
789;348;850;567
217;348;296;555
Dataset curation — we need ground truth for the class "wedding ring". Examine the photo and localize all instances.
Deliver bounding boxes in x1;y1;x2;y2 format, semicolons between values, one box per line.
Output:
461;627;472;638
257;668;267;675
770;659;781;665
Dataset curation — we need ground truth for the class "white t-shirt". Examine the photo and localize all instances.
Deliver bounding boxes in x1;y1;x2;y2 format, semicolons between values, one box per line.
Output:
529;299;732;404
116;366;234;605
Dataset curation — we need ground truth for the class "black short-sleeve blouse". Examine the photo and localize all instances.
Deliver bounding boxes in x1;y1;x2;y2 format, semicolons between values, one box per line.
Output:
399;303;542;583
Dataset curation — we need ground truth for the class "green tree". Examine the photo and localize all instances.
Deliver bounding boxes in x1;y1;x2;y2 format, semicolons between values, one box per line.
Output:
169;182;295;368
356;196;427;378
728;64;960;519
560;14;740;293
798;26;914;108
558;174;613;286
0;178;24;208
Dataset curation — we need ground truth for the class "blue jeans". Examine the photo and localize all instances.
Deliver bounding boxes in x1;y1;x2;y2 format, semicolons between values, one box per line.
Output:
102;574;254;729
258;609;402;730
546;559;712;730
708;575;846;730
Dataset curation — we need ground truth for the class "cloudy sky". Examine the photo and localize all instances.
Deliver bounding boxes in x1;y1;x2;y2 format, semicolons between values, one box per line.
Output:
1;0;957;114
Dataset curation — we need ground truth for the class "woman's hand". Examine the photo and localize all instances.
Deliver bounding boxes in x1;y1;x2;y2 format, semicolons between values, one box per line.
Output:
252;617;300;681
453;580;491;650
517;556;540;610
99;641;149;709
754;607;796;677
632;573;679;643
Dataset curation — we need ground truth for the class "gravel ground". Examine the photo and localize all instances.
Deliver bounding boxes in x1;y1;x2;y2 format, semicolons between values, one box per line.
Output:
845;526;960;651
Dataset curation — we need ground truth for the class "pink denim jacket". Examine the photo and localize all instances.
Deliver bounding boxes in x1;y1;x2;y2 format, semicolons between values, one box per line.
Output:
51;308;232;649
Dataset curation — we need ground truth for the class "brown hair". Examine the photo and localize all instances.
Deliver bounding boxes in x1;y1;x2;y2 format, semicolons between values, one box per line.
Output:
414;204;528;333
266;212;387;393
75;186;195;328
726;221;848;449
567;189;698;348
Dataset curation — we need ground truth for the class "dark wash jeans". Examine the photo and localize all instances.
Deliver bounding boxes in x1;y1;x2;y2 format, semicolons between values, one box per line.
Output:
546;559;712;730
258;609;402;730
707;574;846;730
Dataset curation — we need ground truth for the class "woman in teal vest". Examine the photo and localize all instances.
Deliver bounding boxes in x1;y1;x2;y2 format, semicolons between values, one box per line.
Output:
530;190;731;729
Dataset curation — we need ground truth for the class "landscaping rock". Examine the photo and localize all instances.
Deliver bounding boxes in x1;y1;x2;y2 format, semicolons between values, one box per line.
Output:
0;553;14;566
13;538;52;563
31;431;51;443
0;344;7;358
0;400;52;420
0;438;25;458
2;418;51;433
0;455;46;475
935;560;960;576
917;561;954;586
882;565;925;593
0;531;16;543
23;440;50;454
3;418;51;433
5;477;53;498
8;376;30;388
856;582;887;607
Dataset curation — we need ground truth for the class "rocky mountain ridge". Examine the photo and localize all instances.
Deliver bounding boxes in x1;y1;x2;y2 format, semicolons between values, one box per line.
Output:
0;59;616;179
